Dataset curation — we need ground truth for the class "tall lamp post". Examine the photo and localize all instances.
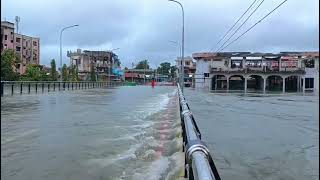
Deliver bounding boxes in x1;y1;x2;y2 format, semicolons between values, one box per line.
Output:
60;24;79;81
169;40;182;83
168;0;184;92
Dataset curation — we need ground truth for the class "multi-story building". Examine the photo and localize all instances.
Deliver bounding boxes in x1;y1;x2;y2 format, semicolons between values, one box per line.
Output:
176;56;196;87
1;21;15;51
1;21;40;74
67;49;120;81
193;51;319;94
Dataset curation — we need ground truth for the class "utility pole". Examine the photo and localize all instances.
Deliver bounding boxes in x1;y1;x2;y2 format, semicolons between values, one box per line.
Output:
168;0;184;92
132;62;134;82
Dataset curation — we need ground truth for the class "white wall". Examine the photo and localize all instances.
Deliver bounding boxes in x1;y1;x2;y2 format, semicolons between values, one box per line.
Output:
195;59;210;89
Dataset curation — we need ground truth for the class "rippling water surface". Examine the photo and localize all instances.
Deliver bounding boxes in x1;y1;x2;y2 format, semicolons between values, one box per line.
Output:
184;89;319;180
1;86;184;180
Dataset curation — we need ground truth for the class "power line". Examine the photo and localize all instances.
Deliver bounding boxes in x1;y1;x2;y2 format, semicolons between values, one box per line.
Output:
215;0;265;52
219;0;288;52
211;0;258;51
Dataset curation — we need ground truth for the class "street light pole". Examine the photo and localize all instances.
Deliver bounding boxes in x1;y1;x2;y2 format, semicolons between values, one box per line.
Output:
168;0;184;92
59;24;79;82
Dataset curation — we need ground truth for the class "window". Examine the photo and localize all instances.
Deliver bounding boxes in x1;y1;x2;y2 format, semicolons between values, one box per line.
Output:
305;59;315;68
305;78;314;88
11;40;13;43
16;38;21;43
5;35;7;40
185;61;190;65
33;41;37;46
16;46;21;51
204;73;209;77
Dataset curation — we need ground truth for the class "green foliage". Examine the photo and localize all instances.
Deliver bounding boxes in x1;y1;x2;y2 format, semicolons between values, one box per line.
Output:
50;59;58;81
18;64;51;81
157;62;171;75
170;65;177;78
135;60;150;69
90;63;96;81
62;64;68;81
70;65;78;81
1;49;20;81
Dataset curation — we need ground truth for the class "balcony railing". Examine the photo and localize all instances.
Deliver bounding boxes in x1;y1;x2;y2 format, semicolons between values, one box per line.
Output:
210;67;305;74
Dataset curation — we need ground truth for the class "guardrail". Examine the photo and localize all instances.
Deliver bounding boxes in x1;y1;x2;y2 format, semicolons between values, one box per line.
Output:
177;83;221;180
0;81;124;96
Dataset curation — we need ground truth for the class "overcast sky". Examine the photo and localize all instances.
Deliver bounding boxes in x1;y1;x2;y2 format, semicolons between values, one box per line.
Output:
2;0;319;68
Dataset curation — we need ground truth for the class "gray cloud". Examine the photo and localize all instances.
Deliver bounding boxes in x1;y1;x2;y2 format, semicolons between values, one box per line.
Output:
2;0;318;68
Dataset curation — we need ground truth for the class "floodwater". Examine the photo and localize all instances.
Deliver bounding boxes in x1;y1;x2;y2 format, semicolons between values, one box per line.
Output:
1;86;184;180
184;89;319;180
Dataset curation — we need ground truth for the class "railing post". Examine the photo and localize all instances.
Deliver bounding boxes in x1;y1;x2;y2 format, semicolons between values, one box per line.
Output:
72;82;73;90
20;83;23;94
63;82;65;90
54;83;56;91
59;82;61;91
28;83;31;93
11;83;14;95
35;83;38;93
1;82;4;97
68;82;70;90
42;83;44;92
48;83;50;92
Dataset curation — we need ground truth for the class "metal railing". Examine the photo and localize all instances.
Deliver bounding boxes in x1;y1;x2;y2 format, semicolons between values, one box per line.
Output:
0;81;125;96
177;83;221;180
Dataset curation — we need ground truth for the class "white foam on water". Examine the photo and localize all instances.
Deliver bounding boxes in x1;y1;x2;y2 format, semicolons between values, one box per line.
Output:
132;157;170;180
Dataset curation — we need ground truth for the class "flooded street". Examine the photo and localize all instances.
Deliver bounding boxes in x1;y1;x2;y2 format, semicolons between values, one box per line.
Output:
184;89;319;180
1;86;184;180
1;85;319;180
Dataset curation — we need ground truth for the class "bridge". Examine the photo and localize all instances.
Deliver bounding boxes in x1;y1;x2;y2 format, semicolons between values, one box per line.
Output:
1;81;221;180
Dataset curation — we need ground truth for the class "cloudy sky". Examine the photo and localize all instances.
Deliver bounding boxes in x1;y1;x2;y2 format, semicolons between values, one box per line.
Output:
2;0;319;68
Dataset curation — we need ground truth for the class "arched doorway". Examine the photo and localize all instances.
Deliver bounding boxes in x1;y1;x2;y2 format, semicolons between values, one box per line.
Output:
266;75;283;91
212;75;227;90
229;75;245;90
285;76;298;92
247;75;263;91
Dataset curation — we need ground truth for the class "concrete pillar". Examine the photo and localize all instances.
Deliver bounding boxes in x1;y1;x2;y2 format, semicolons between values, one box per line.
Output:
263;77;266;94
279;59;282;71
244;77;247;93
302;77;305;93
227;78;229;91
282;77;286;93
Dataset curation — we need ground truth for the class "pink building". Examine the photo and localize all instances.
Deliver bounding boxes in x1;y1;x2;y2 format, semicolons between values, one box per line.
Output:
1;21;40;75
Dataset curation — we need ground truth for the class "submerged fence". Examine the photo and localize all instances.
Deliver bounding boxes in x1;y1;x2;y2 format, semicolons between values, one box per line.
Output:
177;83;221;180
0;81;124;96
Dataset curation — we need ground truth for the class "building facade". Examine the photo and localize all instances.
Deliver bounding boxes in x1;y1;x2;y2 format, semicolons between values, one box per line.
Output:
1;21;40;74
67;49;120;81
176;56;196;87
193;52;319;94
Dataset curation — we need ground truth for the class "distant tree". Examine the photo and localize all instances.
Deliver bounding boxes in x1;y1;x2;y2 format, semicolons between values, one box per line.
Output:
124;67;129;70
170;65;177;78
70;65;78;81
50;59;58;81
62;64;68;81
90;63;96;81
157;62;171;75
23;64;42;81
1;49;20;81
135;60;150;69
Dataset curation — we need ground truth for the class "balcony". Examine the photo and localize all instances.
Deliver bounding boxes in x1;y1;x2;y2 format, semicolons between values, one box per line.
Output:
211;67;305;74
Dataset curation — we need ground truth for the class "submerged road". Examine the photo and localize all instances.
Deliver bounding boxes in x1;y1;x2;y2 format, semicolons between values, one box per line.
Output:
184;89;319;180
1;86;184;180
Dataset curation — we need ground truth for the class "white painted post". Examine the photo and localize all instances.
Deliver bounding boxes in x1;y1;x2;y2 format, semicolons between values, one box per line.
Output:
227;78;229;92
244;77;247;93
